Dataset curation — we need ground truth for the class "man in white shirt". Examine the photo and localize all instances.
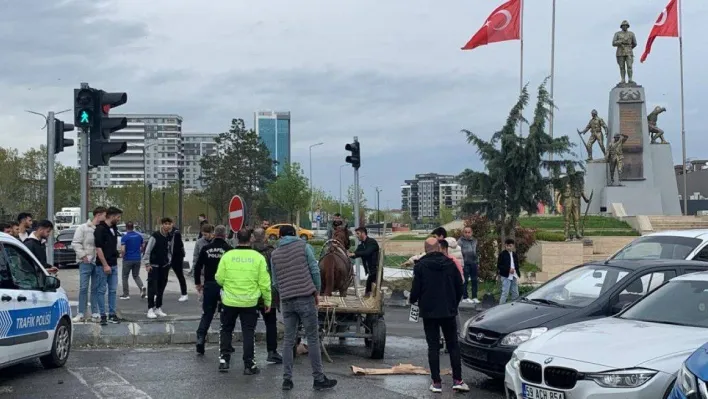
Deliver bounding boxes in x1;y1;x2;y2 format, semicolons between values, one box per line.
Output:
71;207;107;323
497;238;520;304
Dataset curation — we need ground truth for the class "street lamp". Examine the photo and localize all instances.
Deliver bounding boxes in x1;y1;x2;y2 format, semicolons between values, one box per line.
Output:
309;142;324;227
143;142;159;232
339;164;347;214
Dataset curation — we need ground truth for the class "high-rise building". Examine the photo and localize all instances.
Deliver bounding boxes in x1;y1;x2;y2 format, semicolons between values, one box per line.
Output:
182;132;219;190
254;110;290;175
401;173;466;222
78;114;183;189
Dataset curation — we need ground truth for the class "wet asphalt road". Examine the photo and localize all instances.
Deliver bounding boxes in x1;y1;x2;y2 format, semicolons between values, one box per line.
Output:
0;338;506;399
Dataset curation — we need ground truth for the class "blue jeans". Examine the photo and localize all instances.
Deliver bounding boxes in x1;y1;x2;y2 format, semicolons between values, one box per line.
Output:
463;263;478;299
499;277;519;304
105;265;119;315
78;263;95;315
92;265;107;315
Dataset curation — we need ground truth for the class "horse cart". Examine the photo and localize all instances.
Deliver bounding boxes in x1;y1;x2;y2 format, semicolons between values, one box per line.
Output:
297;234;387;360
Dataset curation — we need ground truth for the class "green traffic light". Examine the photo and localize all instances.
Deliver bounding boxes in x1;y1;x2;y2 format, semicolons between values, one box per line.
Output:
80;111;90;124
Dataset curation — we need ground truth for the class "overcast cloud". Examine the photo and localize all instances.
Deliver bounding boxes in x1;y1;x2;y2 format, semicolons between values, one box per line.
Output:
1;0;706;208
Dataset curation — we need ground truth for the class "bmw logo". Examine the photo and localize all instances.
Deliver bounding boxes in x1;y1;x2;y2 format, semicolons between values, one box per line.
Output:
544;357;553;364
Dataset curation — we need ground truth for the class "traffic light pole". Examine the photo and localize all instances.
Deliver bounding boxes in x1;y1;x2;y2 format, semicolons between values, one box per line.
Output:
46;112;56;265
79;82;90;221
352;136;363;291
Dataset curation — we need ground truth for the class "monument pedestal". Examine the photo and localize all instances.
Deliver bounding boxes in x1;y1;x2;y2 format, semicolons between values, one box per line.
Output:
583;86;681;216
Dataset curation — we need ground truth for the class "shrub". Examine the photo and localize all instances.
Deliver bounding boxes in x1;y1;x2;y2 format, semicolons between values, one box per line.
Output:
535;230;566;242
514;227;537;264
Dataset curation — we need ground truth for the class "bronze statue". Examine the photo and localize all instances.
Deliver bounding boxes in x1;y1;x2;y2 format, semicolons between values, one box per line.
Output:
648;106;668;144
577;109;608;161
607;133;629;185
612;20;637;85
556;178;590;241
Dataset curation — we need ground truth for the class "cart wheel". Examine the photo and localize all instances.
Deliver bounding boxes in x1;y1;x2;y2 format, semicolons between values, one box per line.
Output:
368;317;386;359
364;315;374;347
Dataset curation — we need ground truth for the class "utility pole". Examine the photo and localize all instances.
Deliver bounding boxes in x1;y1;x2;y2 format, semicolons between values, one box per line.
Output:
46;112;56;264
178;168;184;231
148;183;153;231
375;186;382;236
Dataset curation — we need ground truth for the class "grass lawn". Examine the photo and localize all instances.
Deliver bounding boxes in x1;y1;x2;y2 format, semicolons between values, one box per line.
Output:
518;215;632;230
390;234;426;241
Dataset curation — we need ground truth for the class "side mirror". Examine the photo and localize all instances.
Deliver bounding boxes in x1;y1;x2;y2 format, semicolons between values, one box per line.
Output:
44;275;61;291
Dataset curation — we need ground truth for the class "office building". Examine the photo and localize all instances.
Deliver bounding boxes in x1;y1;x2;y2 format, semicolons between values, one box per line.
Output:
182;132;219;190
401;173;466;221
78;114;183;189
254;110;290;175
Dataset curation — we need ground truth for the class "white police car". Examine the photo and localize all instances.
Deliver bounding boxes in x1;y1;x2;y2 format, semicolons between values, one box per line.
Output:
0;232;72;369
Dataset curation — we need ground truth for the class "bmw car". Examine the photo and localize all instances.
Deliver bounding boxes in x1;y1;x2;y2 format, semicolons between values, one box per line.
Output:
505;271;708;398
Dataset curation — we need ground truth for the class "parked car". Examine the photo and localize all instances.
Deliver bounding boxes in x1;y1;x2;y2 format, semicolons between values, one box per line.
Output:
53;228;77;268
459;260;708;380
611;230;708;262
116;223;148;241
265;224;314;241
670;341;708;398
505;271;708;399
0;232;73;370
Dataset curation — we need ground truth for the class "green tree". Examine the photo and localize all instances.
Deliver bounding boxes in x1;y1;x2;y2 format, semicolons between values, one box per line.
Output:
460;79;578;240
267;162;310;223
200;118;276;223
439;206;455;225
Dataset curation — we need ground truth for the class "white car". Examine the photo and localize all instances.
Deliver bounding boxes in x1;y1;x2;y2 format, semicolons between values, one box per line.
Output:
0;232;73;369
611;229;708;261
505;271;708;399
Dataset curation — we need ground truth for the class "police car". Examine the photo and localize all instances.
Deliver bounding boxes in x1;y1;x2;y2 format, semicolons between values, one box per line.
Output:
0;232;72;369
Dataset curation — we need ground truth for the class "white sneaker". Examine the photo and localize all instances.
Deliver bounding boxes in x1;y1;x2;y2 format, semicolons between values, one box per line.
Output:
147;308;157;319
155;308;167;317
91;313;101;323
471;298;481;304
72;313;85;323
178;295;188;302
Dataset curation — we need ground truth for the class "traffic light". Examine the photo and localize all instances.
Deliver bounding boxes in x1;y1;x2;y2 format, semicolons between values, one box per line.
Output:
88;90;128;167
345;140;360;169
74;88;96;129
54;119;75;154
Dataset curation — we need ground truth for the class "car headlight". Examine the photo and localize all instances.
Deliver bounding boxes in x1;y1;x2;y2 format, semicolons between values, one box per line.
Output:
500;327;548;347
586;368;657;388
510;352;521;369
676;363;698;396
460;318;473;339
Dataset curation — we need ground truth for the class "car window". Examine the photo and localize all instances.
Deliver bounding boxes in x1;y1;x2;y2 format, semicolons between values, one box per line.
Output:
620;279;708;328
693;245;708;262
2;243;42;290
613;270;677;311
524;265;630;308
58;230;76;240
0;244;14;289
612;235;701;260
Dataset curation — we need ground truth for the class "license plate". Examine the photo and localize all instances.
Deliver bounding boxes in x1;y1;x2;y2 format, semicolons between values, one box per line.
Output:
466;347;487;362
522;384;565;399
408;305;419;322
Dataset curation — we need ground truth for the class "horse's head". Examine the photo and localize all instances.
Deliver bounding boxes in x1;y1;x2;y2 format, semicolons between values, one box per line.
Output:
332;228;349;248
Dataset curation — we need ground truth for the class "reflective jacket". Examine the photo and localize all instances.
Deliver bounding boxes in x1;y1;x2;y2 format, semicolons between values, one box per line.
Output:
215;246;271;308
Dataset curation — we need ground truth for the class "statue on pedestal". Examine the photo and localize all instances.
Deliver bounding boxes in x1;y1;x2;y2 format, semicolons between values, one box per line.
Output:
577;109;608;161
648;106;668;144
612;20;637;86
607;133;629;185
557;175;590;241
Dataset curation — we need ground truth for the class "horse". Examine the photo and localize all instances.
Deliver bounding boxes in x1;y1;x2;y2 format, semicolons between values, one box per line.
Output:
319;226;353;297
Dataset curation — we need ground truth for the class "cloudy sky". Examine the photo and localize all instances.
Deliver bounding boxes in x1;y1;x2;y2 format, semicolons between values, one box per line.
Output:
1;0;706;209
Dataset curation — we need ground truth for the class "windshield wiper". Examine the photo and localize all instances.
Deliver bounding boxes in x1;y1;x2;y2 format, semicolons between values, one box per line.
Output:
528;298;567;308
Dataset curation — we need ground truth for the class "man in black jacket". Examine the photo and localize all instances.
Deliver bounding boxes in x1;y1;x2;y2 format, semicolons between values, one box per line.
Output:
194;225;232;354
409;237;468;393
170;225;188;302
252;227;282;364
142;218;176;319
94;207;122;325
349;227;379;296
22;220;58;275
497;238;520;304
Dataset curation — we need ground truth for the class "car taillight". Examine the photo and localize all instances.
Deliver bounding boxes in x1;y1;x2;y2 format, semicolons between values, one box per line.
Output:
54;242;65;249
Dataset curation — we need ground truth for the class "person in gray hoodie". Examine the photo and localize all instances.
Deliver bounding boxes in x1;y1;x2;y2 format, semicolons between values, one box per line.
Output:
457;226;479;304
189;223;213;276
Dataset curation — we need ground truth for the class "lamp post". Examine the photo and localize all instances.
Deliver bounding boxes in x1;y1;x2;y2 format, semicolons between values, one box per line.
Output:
375;186;382;235
339;164;347;214
143;142;159;231
309;142;324;228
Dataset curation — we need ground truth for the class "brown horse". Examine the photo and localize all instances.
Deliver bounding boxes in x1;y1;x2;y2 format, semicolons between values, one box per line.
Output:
319;226;353;297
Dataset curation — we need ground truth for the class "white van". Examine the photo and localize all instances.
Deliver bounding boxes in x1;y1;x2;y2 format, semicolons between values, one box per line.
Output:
0;232;73;369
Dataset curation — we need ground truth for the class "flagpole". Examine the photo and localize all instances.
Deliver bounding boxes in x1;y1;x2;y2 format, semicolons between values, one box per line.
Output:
519;0;525;136
678;0;687;214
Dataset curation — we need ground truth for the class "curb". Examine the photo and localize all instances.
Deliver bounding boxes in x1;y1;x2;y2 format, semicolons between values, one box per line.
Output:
72;321;279;346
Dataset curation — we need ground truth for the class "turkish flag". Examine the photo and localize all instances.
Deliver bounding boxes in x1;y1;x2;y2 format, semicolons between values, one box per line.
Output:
461;0;522;51
640;0;679;63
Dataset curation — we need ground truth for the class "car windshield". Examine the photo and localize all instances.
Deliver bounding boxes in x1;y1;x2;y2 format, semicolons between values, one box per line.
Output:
55;215;74;224
57;230;75;240
620;279;708;328
611;235;701;260
523;265;630;308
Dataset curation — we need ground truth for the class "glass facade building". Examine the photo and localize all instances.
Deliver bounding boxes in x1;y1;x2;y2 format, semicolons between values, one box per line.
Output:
255;111;291;175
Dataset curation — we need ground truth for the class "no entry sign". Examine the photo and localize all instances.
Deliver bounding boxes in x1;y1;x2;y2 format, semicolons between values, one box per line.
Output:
228;195;246;232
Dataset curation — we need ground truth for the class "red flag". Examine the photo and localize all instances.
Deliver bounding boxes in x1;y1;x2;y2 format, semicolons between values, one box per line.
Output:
461;0;522;51
640;0;679;62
